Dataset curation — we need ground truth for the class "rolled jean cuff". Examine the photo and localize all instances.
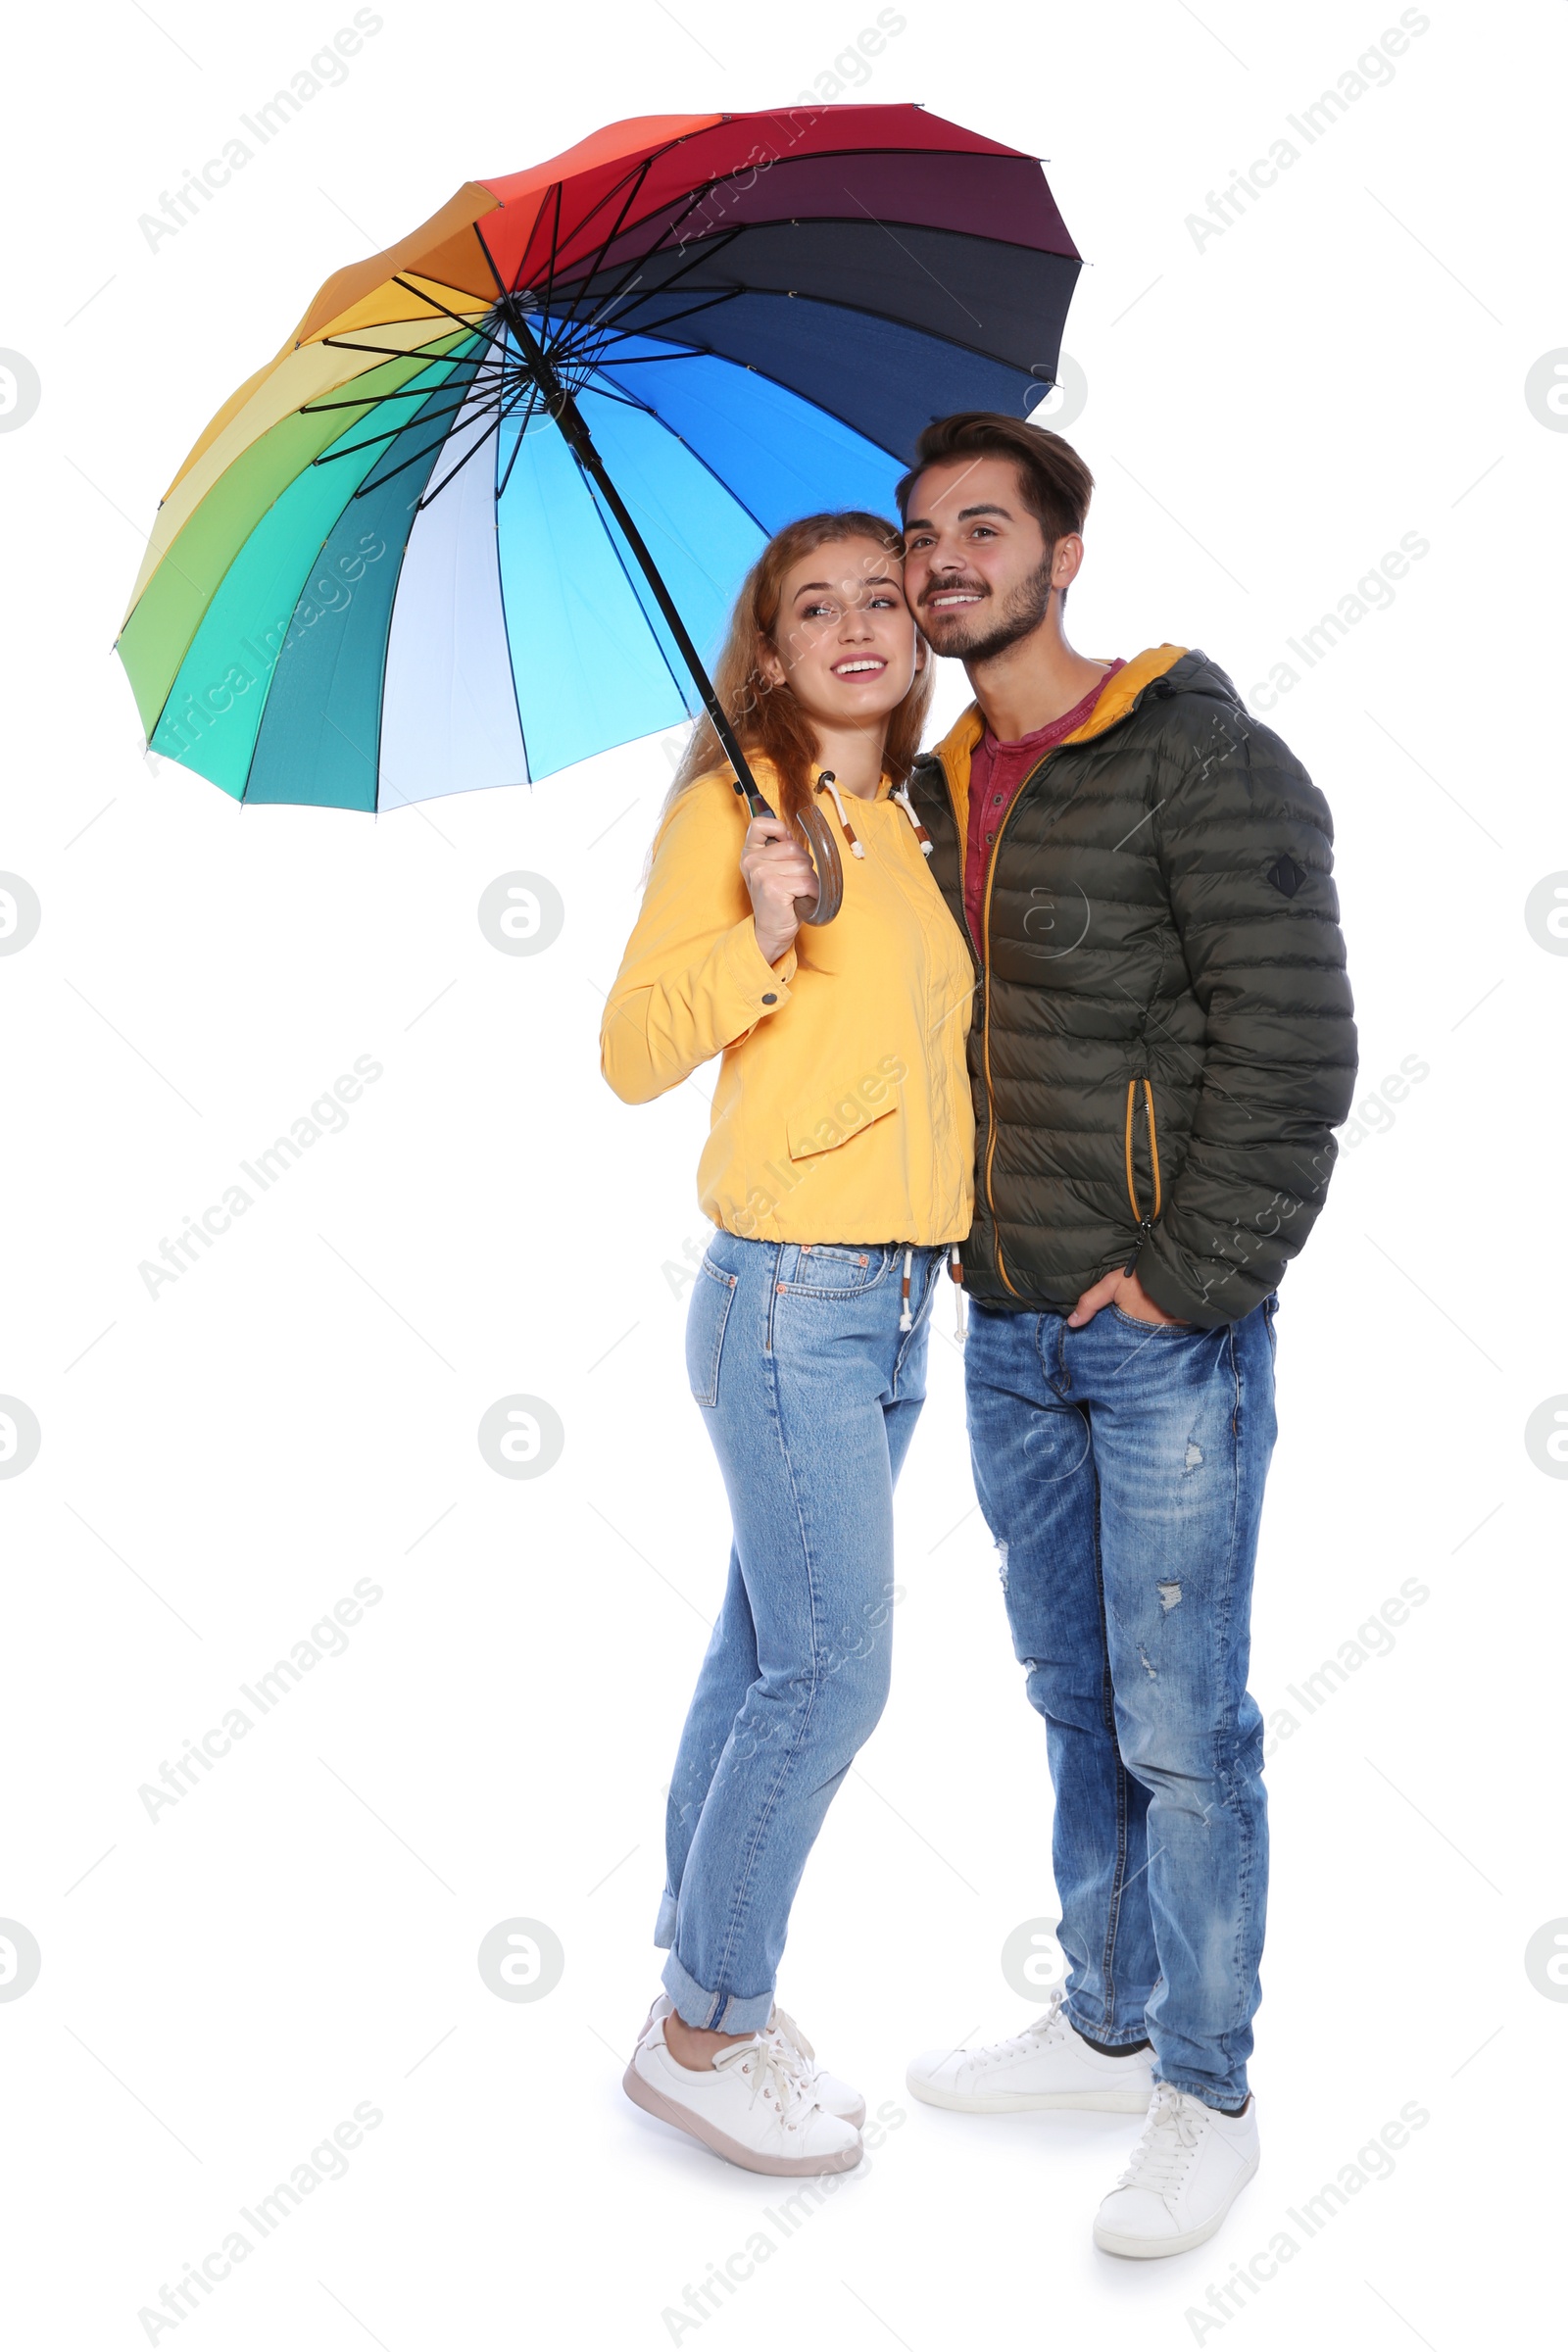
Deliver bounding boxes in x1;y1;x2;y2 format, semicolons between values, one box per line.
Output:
660;1941;773;2035
1065;2002;1156;2050
1153;2067;1250;2111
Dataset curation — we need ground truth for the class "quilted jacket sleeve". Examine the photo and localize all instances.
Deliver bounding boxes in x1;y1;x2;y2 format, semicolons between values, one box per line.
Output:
1134;697;1359;1326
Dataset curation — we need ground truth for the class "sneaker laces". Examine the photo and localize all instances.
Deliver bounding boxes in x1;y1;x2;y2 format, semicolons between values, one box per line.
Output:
711;2034;816;2123
1116;2083;1205;2195
766;2004;818;2076
966;1985;1071;2064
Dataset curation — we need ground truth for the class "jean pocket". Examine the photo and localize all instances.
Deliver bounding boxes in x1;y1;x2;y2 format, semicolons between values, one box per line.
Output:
780;1244;891;1298
1109;1303;1193;1333
686;1256;738;1406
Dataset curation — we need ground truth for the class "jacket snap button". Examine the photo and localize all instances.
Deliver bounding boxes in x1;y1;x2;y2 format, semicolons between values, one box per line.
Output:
760;992;777;1004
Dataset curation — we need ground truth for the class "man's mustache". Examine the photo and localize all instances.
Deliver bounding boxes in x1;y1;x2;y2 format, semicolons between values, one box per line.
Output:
916;574;992;609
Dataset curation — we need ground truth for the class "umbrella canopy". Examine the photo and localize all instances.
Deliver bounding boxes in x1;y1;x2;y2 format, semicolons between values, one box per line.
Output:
116;105;1080;812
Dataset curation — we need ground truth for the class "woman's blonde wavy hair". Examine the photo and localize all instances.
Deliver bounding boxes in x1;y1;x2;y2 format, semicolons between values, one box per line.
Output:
649;510;932;858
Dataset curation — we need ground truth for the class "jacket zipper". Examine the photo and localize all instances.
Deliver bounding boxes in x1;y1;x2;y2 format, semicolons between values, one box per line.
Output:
1123;1077;1163;1222
974;754;1054;1295
933;738;1067;1296
937;685;1166;1299
1121;1076;1163;1270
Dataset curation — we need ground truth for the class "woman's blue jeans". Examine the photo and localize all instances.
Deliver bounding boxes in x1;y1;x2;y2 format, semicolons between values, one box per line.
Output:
964;1296;1279;2110
658;1231;949;2032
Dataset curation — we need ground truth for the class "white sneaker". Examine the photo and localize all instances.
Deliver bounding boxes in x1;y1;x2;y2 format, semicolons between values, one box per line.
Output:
907;1989;1153;2114
639;1993;866;2127
623;2012;863;2177
1094;2083;1260;2258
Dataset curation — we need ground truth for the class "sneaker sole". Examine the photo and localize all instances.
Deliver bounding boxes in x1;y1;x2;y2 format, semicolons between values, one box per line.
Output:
623;2060;863;2178
1093;2155;1259;2258
907;2071;1152;2116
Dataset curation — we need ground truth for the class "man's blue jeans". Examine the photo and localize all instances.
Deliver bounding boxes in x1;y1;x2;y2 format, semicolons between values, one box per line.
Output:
658;1231;950;2033
964;1295;1279;2109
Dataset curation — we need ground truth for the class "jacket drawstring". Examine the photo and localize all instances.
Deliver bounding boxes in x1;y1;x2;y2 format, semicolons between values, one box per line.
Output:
816;770;864;858
899;1247;913;1331
892;782;934;857
950;1245;967;1342
813;774;932;860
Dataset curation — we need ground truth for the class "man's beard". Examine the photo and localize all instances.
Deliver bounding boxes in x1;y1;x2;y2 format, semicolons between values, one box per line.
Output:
919;552;1055;662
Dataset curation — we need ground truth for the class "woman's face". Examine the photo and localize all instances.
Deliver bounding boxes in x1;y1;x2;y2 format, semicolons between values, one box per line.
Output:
758;537;923;734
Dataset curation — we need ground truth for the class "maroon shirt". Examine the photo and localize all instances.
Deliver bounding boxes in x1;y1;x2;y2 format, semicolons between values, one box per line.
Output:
962;662;1126;949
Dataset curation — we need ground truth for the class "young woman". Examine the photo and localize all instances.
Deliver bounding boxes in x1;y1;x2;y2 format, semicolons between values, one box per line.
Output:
600;512;975;2179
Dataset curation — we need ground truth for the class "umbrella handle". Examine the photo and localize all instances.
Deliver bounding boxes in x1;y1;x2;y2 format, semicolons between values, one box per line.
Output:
793;801;845;926
743;785;844;927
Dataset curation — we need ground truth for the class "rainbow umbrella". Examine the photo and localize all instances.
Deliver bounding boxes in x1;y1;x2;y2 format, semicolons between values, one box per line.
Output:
116;105;1080;822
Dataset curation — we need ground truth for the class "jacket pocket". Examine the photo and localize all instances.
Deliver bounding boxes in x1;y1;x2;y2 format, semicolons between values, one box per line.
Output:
686;1255;738;1406
786;1054;906;1162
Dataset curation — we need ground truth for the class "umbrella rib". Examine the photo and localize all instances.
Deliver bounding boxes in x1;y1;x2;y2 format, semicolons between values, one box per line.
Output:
300;372;501;415
573;460;696;718
533;142;694;295
572;383;656;414
584;285;746;348
389;273;513;356
555;146;1009;318
559;177;719;320
577;369;773;540
348;413;476;499
615;276;1055;400
303;349;498;445
564;221;745;335
548;267;743;381
566;220;1075;380
470;219;510;302
416;402;509;511
534;178;565;317
734;277;1050;371
547;156;655;319
307;382;503;464
600;311;906;467
571;345;704;366
318;333;490;367
495;383;542;500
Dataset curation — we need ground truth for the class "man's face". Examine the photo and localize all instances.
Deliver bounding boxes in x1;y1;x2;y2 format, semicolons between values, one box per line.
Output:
902;454;1072;661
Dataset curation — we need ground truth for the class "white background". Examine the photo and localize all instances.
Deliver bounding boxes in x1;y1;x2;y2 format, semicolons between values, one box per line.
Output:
2;1;1565;2344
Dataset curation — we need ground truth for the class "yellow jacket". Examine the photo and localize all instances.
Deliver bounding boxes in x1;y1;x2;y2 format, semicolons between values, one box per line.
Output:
601;762;975;1245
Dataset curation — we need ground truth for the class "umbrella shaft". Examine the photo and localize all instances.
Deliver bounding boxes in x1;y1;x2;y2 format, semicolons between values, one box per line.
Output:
507;309;768;821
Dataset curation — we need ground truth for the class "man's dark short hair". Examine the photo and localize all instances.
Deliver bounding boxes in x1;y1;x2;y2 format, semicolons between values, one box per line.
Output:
897;412;1095;547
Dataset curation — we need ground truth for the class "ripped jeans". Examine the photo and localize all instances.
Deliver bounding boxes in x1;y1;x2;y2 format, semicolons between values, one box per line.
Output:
965;1296;1278;2109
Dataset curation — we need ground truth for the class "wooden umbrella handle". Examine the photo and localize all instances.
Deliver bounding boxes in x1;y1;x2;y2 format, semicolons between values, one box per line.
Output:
793;801;844;926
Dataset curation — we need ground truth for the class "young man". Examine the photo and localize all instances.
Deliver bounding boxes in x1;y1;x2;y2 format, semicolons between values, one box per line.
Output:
898;413;1357;2258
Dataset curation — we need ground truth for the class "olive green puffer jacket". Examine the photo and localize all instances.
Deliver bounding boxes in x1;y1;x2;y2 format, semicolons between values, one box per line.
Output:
906;644;1358;1327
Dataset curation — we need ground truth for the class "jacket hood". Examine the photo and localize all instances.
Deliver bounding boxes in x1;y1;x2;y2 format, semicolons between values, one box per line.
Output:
929;643;1195;858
